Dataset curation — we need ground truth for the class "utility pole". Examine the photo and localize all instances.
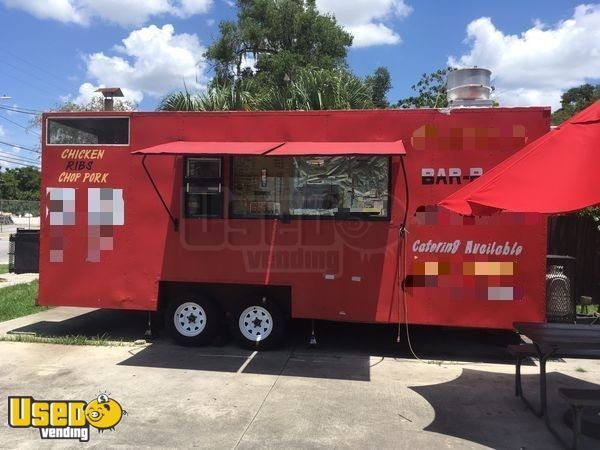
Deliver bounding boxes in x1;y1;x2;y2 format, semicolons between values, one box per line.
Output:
0;96;11;231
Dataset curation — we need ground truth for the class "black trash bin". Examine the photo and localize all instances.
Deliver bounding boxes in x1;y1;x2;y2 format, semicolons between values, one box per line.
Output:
8;229;39;274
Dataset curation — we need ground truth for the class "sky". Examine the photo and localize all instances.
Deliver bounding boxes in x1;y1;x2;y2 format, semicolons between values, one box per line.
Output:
0;0;599;169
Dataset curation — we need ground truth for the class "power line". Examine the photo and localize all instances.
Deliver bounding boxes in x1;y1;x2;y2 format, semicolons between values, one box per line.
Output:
2;59;70;93
0;151;40;165
0;153;40;166
0;150;40;165
0;159;31;167
0;44;69;85
0;67;62;98
0;105;42;116
0;104;42;113
0;144;40;156
0;114;41;136
0;157;39;168
0;140;40;154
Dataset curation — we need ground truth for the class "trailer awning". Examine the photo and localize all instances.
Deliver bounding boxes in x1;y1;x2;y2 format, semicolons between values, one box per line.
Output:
132;140;405;156
131;141;285;155
265;140;406;156
133;138;405;232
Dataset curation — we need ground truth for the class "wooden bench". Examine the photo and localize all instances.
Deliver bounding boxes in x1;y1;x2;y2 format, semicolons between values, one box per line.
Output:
558;388;600;449
507;344;600;396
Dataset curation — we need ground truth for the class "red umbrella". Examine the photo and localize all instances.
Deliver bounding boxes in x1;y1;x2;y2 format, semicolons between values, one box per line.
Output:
439;100;600;215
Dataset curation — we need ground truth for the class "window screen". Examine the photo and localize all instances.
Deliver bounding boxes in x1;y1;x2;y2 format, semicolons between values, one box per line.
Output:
47;117;129;145
231;156;389;219
185;157;223;218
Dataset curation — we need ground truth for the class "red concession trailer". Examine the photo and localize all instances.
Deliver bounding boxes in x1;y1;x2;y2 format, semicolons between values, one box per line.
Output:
39;108;550;348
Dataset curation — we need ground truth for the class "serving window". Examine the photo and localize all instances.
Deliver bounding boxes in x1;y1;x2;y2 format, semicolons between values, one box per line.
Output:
185;157;223;218
230;156;389;219
47;117;129;145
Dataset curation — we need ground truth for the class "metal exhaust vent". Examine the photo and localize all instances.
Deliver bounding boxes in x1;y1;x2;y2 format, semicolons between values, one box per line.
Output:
446;68;494;107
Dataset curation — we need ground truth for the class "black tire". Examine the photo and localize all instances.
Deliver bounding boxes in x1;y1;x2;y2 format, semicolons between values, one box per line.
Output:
165;295;220;346
231;298;286;350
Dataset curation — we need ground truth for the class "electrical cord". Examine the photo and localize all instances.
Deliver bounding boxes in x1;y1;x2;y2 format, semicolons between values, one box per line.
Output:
396;155;438;364
396;156;409;343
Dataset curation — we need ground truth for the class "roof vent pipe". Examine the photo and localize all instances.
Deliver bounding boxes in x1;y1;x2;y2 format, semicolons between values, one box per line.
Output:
95;87;125;111
446;68;494;107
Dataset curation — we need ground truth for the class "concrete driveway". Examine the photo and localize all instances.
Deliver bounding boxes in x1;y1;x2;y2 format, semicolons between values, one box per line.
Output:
0;239;9;264
0;308;599;449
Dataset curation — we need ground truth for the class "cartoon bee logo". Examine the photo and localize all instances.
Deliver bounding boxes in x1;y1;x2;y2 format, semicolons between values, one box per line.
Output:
84;393;127;432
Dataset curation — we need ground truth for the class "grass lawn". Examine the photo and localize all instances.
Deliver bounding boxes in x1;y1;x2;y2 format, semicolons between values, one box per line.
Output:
576;303;599;315
0;281;47;322
0;333;133;346
0;281;142;346
0;264;8;274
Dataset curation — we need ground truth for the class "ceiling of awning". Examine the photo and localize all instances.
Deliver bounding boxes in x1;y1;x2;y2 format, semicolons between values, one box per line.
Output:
131;140;405;156
265;140;405;156
131;141;284;155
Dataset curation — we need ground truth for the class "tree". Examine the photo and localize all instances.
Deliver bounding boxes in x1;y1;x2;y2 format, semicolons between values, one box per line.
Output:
263;68;373;110
0;167;40;215
0;167;40;200
159;68;373;111
365;67;392;108
205;0;352;88
29;96;136;132
552;83;600;125
48;96;136;113
162;0;386;112
395;68;454;108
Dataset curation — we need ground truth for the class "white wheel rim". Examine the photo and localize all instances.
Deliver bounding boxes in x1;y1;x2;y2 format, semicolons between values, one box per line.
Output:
174;302;207;337
239;306;273;342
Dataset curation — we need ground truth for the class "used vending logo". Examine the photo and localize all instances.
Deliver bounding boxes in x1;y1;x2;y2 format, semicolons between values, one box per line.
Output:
8;393;127;442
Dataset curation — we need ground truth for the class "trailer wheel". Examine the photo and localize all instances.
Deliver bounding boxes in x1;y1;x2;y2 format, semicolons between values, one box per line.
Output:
231;298;285;350
166;296;219;346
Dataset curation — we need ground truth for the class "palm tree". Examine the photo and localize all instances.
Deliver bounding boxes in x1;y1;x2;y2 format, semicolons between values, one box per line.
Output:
158;69;374;112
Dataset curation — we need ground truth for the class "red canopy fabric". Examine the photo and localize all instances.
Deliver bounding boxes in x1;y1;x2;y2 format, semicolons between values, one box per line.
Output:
131;141;284;155
266;140;406;156
439;101;600;215
132;140;405;156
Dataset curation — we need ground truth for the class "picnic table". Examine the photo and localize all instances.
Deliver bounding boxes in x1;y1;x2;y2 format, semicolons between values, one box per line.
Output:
512;322;600;448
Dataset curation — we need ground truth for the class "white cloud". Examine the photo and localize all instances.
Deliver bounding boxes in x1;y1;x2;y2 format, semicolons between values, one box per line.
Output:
72;24;207;105
240;53;257;73
78;0;172;27
2;0;86;24
317;0;411;26
71;82;144;106
0;125;5;137
316;0;412;47
448;4;600;110
347;23;401;48
70;82;100;104
175;0;212;16
1;0;213;27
